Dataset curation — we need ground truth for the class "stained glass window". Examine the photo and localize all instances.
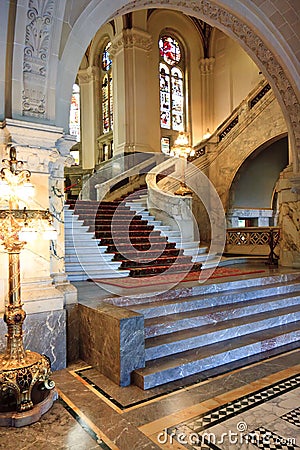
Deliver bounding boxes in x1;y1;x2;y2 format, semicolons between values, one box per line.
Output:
102;42;112;71
159;35;185;131
69;83;80;142
159;36;181;66
101;42;113;134
160;63;171;129
171;67;184;131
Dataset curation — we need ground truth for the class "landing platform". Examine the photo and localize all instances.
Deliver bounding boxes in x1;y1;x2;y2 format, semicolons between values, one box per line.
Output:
74;260;298;303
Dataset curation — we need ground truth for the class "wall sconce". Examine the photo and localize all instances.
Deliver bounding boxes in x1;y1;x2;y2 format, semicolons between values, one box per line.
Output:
202;128;212;140
170;132;194;196
0;144;57;426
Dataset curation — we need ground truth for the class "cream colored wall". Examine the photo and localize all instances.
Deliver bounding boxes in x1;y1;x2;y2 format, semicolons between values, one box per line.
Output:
212;30;262;129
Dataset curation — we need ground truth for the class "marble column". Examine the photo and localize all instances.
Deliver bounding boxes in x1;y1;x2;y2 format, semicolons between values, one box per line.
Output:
276;166;300;268
110;28;153;155
0;119;77;369
77;66;100;170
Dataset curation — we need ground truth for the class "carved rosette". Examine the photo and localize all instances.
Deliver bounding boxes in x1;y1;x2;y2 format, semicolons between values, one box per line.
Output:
116;0;300;166
22;0;55;118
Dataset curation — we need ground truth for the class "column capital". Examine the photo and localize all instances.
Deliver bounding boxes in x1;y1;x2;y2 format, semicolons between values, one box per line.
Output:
199;57;215;74
110;28;153;57
77;66;99;84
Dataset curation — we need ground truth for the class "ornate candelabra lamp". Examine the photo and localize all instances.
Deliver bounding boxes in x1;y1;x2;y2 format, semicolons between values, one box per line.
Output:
170;132;195;196
0;144;57;426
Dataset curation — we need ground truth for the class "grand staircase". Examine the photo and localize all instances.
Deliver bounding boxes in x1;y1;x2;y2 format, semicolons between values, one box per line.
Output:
106;271;300;389
65;193;202;279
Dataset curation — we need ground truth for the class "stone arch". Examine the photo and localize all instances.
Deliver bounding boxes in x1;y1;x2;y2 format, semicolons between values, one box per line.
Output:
228;133;289;210
56;0;299;171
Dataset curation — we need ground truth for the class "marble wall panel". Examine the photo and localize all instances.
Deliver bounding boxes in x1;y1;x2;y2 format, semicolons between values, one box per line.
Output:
0;309;66;371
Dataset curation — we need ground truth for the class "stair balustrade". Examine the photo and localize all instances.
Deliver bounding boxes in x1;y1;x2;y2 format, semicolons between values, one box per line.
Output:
225;226;280;262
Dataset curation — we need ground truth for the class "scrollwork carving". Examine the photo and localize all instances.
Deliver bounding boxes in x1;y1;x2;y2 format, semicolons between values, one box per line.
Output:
22;0;55;118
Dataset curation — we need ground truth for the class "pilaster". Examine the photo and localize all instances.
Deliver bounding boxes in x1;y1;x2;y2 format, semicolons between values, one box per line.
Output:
199;57;215;136
0;119;77;312
276;166;300;268
77;66;100;169
110;28;154;155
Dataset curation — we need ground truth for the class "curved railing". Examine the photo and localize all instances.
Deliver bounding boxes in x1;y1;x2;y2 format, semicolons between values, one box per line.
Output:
146;157;197;244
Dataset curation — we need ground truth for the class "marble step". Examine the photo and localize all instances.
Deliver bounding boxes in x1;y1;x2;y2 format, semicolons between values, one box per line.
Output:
65;253;114;263
120;255;193;269
144;303;300;360
65;241;107;255
132;321;300;389
144;290;300;338
65;260;121;271
128;263;202;278
110;272;300;308
67;269;130;281
65;223;90;231
65;238;100;247
128;278;300;318
97;237;170;246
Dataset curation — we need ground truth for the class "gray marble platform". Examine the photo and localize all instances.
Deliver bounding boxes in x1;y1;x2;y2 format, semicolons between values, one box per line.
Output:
79;302;145;386
131;271;300;389
73;269;300;390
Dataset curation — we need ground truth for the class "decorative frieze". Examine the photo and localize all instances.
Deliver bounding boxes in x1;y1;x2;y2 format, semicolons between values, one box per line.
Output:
22;0;55;118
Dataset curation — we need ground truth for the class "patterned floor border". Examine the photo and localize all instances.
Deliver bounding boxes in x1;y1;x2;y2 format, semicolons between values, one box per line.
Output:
167;374;300;450
58;394;113;449
73;345;299;411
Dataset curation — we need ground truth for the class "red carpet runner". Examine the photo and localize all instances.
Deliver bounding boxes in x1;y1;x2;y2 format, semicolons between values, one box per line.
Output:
91;267;266;288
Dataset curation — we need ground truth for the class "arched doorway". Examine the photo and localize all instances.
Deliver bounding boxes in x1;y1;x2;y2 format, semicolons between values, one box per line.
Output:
56;0;299;172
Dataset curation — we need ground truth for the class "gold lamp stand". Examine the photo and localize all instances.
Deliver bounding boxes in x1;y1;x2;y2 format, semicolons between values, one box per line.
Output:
0;146;57;427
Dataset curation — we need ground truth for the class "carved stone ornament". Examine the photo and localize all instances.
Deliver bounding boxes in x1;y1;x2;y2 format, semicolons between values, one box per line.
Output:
22;0;55;118
199;57;215;74
110;29;153;57
115;0;300;163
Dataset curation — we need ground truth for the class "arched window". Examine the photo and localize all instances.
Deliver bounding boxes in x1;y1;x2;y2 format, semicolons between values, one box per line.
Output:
101;42;113;134
159;35;185;132
69;83;80;141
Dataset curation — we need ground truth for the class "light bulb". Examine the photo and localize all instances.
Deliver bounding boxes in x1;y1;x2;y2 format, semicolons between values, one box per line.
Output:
43;227;57;240
0;179;10;199
18;181;35;201
19;227;37;241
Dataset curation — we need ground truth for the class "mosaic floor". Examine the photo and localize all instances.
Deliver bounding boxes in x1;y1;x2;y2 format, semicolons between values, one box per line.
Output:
0;349;299;449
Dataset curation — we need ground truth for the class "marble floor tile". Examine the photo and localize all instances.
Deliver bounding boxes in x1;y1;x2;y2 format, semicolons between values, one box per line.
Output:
0;349;298;449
